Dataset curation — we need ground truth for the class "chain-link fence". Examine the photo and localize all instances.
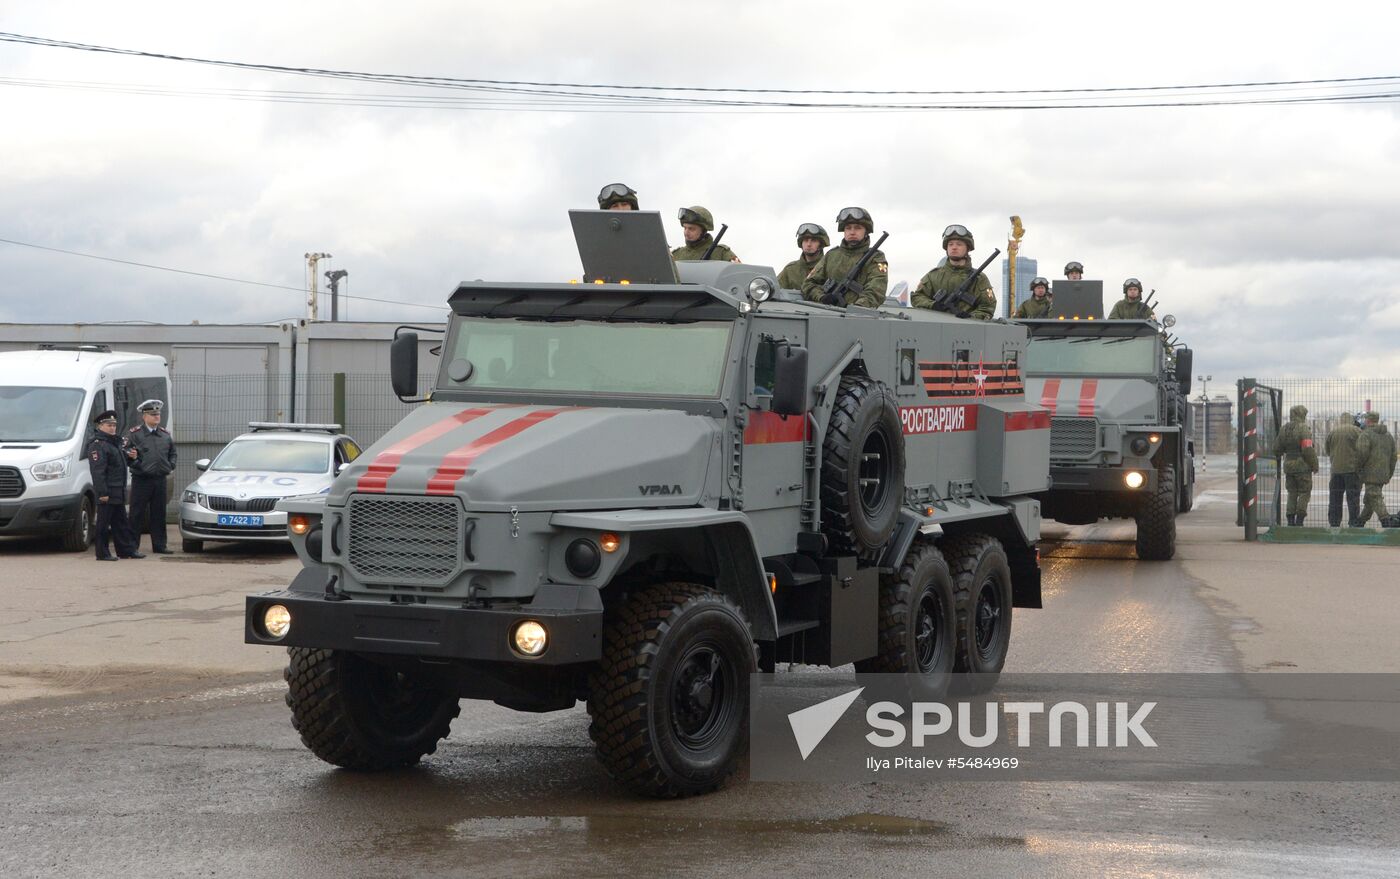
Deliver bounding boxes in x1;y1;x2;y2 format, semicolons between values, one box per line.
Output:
1254;378;1400;527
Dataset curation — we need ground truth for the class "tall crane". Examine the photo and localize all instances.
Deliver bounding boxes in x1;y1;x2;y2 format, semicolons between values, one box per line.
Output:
1007;216;1025;315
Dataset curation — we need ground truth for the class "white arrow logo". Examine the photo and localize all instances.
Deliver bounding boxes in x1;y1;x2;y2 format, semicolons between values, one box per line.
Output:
787;687;864;760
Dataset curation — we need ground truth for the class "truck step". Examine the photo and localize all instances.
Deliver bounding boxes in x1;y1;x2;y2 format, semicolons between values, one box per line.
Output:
776;618;821;637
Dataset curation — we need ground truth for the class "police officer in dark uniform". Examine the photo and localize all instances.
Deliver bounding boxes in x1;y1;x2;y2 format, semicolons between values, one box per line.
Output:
126;399;177;554
88;410;141;561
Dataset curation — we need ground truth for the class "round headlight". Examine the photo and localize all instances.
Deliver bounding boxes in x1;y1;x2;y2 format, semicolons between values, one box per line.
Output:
1162;314;1177;328
748;277;774;302
512;620;548;657
305;526;324;562
565;538;601;577
263;604;292;639
1124;471;1146;489
1130;437;1150;455
289;514;311;536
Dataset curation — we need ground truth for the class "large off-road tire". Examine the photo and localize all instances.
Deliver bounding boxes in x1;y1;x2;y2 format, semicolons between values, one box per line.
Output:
820;375;906;556
587;583;755;798
1135;464;1177;560
854;537;956;696
942;533;1013;694
59;495;93;551
1178;459;1195;514
284;648;460;770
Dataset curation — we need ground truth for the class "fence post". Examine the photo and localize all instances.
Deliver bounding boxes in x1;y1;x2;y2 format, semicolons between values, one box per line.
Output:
333;373;347;428
1239;378;1259;540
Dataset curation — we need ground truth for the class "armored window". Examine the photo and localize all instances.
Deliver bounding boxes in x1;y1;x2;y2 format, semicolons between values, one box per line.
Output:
954;349;971;363
899;349;917;386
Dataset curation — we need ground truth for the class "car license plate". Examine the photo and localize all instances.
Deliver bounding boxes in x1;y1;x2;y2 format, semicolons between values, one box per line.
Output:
217;514;264;527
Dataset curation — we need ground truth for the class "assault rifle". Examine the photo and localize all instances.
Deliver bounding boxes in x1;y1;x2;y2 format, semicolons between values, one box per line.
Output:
819;231;889;306
701;224;729;260
930;248;1001;314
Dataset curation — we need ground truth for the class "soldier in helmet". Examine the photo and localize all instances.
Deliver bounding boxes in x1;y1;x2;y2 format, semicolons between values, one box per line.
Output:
1109;278;1154;320
911;224;996;319
597;183;639;210
1014;276;1053;318
778;223;828;290
1356;411;1396;526
672;206;740;262
801;207;888;308
1064;261;1084;281
1273;404;1319;526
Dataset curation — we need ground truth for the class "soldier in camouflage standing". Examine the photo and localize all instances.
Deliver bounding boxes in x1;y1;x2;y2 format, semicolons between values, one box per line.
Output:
802;207;888;308
1325;411;1365;527
1356;411;1396;526
597;183;639;210
1014;276;1053;318
778;223;828;290
672;206;740;262
1273;404;1319;526
1109;278;1154;320
911;225;996;319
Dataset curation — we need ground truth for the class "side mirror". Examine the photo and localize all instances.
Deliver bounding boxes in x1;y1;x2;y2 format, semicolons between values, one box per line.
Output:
390;332;419;399
771;345;810;416
1175;347;1194;396
195;458;211;472
336;462;349;475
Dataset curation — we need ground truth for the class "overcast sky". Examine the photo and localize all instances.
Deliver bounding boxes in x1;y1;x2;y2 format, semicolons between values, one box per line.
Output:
2;1;1399;380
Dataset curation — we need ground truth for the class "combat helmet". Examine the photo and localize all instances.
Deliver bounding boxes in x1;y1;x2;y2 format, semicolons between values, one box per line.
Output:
941;224;975;251
796;223;830;248
678;206;715;232
1123;277;1143;296
1064;261;1084;276
835;206;874;233
1030;276;1049;294
597;182;639;210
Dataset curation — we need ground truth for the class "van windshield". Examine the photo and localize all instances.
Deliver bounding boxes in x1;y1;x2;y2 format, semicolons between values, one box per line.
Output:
0;387;87;442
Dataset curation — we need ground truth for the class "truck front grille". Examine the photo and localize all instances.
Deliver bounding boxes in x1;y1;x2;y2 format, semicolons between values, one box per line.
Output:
0;467;22;499
346;494;462;588
1050;417;1098;459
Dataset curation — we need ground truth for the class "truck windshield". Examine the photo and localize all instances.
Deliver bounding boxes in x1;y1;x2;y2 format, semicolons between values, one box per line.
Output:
212;440;329;474
1024;336;1157;375
0;386;86;442
444;318;732;398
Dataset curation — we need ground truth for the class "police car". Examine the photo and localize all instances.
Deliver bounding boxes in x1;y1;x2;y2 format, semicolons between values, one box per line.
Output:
179;423;361;552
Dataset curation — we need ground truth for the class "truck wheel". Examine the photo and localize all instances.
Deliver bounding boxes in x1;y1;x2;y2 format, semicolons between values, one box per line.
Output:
283;648;460;770
181;538;204;553
59;496;94;552
821;375;905;556
943;533;1013;693
1178;460;1195;513
854;537;956;694
1135;464;1177;560
588;583;755;798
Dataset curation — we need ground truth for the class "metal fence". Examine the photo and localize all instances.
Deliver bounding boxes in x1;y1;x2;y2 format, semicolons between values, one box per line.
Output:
1249;378;1400;527
168;372;431;501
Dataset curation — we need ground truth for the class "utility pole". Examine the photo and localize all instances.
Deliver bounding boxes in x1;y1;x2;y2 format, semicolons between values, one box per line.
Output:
1006;216;1024;316
325;269;349;322
304;252;332;320
1198;374;1212;469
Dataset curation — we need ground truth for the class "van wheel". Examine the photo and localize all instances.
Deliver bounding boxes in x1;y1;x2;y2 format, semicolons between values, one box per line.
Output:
821;375;905;556
60;496;94;552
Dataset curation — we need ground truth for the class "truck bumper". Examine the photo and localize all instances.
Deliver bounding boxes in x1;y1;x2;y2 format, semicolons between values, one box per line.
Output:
0;491;84;537
1049;466;1158;493
245;588;603;665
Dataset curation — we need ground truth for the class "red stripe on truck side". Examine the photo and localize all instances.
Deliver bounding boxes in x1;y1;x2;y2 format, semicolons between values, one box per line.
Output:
356;407;501;493
1005;410;1052;431
424;408;573;495
1039;379;1061;414
1078;379;1098;416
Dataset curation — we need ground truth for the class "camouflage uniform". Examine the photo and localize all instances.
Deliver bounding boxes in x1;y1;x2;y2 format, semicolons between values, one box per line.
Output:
1108;298;1154;320
802;239;888;308
911;264;995;319
1325;412;1364;527
1356;413;1396;525
778;254;822;290
1272;404;1318;524
672;236;739;262
1014;296;1052;319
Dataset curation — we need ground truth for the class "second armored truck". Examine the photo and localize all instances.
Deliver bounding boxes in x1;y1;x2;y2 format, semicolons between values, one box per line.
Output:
245;211;1050;797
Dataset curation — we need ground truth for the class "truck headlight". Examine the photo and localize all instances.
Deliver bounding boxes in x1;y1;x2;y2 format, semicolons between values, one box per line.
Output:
1125;471;1146;489
512;620;548;657
565;539;601;577
1130;437;1150;455
748;277;774;302
30;457;68;481
262;605;292;639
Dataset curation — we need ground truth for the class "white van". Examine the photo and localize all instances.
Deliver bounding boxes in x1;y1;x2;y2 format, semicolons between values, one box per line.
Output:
0;345;171;550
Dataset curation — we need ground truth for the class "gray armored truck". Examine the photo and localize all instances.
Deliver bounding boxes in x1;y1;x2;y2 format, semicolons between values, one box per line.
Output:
244;211;1049;798
1019;282;1194;560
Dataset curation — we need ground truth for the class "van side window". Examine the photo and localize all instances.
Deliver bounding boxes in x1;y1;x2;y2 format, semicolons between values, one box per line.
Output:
85;390;107;440
114;377;169;432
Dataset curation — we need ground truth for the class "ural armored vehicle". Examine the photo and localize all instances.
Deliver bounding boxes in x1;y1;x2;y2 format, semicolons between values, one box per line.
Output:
245;210;1049;797
1019;281;1194;560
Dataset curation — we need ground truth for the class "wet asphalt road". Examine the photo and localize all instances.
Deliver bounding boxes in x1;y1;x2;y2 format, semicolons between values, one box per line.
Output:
1;463;1398;878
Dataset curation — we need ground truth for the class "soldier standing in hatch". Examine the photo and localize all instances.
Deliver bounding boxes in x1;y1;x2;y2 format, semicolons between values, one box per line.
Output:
672;206;740;262
126;399;177;554
1325;411;1364;527
778;223;828;290
1273;404;1319;526
911;224;996;319
1109;278;1154;320
1014;276;1054;318
88;410;140;561
1064;261;1084;281
1356;411;1396;526
597;183;639;210
801;207;888;308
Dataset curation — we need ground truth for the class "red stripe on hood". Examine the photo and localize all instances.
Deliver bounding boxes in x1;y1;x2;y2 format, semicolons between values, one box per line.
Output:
1078;379;1098;416
356;407;502;493
1040;379;1061;414
425;408;574;496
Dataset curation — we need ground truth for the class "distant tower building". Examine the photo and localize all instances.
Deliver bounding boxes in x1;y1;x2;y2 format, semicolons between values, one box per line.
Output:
1000;256;1038;318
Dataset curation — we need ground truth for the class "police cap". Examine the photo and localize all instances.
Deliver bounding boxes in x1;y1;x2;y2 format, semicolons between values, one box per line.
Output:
94;410;118;425
138;399;164;414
